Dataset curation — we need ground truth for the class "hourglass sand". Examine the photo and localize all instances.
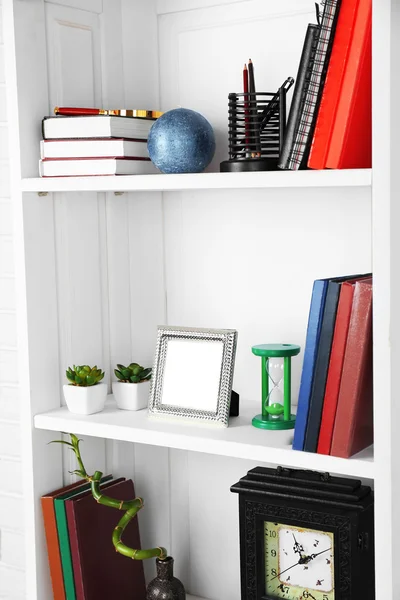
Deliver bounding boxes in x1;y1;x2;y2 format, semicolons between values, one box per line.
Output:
251;344;300;430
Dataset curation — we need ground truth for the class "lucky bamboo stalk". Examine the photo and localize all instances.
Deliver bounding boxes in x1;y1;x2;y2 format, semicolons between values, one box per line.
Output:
51;433;167;561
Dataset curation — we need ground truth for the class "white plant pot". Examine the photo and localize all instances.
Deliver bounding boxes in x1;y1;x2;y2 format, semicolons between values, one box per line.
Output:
112;380;150;411
63;383;107;415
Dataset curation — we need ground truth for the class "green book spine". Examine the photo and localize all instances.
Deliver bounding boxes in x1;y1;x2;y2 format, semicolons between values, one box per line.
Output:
54;476;113;600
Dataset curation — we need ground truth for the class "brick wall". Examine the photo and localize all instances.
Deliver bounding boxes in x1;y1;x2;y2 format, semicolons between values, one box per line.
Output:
0;1;25;597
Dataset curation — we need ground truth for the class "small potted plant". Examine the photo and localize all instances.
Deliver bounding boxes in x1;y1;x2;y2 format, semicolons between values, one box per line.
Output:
112;363;152;411
64;365;107;415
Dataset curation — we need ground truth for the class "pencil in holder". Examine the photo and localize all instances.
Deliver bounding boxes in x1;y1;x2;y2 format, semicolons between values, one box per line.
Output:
220;79;293;172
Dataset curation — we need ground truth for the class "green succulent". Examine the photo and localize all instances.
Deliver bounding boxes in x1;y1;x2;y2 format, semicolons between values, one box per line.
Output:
114;363;152;384
66;365;105;387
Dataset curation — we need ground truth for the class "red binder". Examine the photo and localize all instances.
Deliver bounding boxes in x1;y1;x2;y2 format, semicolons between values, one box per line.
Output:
330;280;373;458
41;480;87;600
66;478;146;600
325;0;372;169
317;278;370;454
308;0;360;169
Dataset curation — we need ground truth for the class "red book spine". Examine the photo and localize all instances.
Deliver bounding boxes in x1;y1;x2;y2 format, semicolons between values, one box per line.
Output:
308;0;359;169
41;480;87;600
317;282;355;454
325;0;372;169
65;501;85;600
330;280;373;458
55;107;101;116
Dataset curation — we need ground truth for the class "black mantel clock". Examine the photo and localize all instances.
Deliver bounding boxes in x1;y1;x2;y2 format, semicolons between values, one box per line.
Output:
231;467;374;600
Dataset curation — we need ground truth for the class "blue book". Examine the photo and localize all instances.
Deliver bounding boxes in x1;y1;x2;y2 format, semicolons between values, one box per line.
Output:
303;280;343;453
292;280;328;450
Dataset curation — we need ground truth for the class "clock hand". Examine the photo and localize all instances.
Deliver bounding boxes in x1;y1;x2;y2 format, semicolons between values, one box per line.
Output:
292;533;304;557
270;547;332;583
270;559;301;581
302;547;332;564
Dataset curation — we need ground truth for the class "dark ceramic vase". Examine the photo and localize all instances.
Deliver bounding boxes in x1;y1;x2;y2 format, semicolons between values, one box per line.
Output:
146;557;186;600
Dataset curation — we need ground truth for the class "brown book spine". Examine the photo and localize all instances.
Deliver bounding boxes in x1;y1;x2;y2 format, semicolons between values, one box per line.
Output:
41;480;87;600
66;478;125;600
67;479;146;599
330;280;373;457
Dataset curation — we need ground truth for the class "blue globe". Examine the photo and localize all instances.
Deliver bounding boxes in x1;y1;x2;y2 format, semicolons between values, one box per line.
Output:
148;108;216;174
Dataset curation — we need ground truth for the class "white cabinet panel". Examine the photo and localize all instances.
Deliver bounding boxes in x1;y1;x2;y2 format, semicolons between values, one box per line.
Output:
53;192;109;388
45;0;103;13
45;3;103;109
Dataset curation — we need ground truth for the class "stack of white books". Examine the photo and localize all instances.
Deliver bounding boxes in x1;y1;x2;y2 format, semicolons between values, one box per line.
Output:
39;115;157;177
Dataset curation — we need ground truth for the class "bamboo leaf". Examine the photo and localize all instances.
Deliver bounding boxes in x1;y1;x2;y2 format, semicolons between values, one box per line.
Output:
48;440;74;447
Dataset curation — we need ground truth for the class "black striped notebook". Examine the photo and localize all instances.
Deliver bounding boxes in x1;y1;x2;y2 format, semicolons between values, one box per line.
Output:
287;0;342;170
279;23;320;170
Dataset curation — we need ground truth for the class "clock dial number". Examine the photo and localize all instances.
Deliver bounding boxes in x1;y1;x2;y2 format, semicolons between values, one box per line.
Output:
264;522;335;600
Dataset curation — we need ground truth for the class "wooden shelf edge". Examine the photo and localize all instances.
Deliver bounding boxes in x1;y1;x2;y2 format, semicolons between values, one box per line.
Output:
34;399;374;480
21;169;372;193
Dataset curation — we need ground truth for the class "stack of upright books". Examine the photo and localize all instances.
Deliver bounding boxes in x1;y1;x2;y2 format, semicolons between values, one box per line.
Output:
41;476;146;599
40;111;158;177
293;274;373;458
279;0;372;170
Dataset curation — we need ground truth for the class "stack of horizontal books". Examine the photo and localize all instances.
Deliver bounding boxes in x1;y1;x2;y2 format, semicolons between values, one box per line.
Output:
40;108;160;177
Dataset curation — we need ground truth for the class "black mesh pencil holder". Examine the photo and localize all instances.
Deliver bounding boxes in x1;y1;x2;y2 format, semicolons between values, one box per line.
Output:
220;85;291;172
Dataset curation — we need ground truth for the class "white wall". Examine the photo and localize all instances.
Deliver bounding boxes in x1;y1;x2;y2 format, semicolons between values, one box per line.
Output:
0;2;25;598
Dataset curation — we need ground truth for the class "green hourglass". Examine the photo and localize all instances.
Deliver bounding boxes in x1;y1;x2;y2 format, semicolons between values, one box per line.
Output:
252;344;300;430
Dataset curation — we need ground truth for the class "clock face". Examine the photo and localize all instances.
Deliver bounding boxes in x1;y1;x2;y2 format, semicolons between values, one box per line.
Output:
264;521;335;600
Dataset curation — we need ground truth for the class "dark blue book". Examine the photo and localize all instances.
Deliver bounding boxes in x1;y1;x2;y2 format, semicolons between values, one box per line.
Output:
292;280;328;451
303;280;343;452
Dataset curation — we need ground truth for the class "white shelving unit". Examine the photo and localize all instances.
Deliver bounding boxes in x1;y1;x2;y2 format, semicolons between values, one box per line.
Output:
35;397;374;479
2;0;399;599
21;169;372;193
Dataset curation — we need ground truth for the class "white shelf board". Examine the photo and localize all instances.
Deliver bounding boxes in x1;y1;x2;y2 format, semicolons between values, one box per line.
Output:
21;169;372;193
34;397;374;479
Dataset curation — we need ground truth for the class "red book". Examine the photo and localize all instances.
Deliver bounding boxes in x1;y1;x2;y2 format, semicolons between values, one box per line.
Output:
317;278;371;454
308;0;360;169
330;280;373;458
66;479;146;600
41;480;87;600
325;0;372;169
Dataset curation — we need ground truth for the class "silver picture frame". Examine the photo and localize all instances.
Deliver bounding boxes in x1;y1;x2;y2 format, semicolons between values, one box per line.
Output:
148;326;238;427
